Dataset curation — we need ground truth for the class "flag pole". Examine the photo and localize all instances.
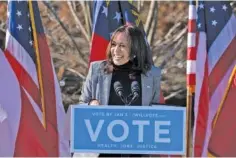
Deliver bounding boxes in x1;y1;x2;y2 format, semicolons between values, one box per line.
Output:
212;66;236;127
186;0;198;157
186;0;198;156
28;0;47;129
186;86;194;157
207;66;236;157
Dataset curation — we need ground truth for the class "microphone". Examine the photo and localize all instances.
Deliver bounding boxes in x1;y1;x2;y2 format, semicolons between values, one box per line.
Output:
128;81;140;105
131;81;140;98
114;81;127;104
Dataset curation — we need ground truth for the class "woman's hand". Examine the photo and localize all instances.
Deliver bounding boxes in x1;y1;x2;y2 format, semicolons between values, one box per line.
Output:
89;99;100;106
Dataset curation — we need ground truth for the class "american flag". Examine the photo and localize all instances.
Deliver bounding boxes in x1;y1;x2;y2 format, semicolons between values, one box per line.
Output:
0;1;69;156
192;1;236;157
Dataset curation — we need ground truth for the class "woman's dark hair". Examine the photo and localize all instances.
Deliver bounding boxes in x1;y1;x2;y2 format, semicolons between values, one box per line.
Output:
104;25;153;74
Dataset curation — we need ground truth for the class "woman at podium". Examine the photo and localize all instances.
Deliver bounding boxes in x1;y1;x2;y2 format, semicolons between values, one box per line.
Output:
79;25;163;157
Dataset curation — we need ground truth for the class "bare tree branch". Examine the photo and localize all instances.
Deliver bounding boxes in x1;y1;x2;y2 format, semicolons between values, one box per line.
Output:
144;1;155;36
80;1;92;38
42;1;86;63
85;1;92;37
137;1;141;12
141;0;144;8
71;1;76;10
67;1;90;43
147;1;158;45
66;68;86;81
164;89;185;100
158;36;184;68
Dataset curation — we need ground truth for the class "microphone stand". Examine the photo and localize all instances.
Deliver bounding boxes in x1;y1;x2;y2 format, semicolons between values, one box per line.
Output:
120;96;128;105
125;94;133;106
126;93;139;106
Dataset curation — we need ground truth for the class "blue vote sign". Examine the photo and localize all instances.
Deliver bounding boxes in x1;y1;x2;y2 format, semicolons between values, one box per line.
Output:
70;105;186;155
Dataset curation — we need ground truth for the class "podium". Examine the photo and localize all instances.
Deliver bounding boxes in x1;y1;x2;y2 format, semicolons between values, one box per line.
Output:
70;105;186;155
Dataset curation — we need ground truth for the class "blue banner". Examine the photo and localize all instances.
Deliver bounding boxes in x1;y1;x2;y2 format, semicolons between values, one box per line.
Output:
71;105;186;155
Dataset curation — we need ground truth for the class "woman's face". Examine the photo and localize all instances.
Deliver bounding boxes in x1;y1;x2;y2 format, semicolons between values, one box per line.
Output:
111;32;131;66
